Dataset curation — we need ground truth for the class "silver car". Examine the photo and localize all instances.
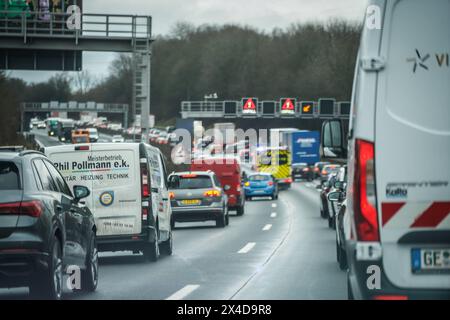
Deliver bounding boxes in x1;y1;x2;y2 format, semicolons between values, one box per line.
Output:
168;171;229;228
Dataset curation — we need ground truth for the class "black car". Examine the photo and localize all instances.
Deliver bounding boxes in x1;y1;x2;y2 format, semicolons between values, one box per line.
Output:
312;161;330;179
0;147;98;299
319;173;337;220
292;163;313;181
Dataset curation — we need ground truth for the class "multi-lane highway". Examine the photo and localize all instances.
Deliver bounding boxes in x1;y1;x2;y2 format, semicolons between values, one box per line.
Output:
0;132;347;300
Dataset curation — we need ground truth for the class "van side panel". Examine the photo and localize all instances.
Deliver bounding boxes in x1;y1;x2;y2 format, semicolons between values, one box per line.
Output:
376;0;450;289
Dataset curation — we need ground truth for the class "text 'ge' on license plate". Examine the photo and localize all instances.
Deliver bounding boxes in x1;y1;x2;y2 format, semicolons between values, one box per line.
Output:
181;199;201;206
411;248;450;274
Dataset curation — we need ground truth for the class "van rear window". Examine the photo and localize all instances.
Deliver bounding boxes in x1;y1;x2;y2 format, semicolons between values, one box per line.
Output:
0;161;20;190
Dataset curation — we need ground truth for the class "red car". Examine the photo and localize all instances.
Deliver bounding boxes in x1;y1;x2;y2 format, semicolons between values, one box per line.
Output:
191;157;245;216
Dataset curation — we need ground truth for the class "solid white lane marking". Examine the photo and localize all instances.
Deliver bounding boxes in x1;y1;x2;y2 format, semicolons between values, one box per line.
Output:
270;212;277;218
272;203;277;208
262;224;272;231
166;285;200;300
238;242;256;254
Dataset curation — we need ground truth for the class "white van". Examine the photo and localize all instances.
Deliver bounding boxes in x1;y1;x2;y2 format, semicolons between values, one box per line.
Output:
45;143;173;261
323;0;450;299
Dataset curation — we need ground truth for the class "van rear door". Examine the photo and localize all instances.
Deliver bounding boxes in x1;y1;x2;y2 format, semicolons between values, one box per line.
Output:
47;144;142;237
376;0;450;289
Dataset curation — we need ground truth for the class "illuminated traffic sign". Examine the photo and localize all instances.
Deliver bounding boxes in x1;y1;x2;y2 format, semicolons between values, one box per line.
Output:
300;101;314;116
241;98;258;115
280;98;296;115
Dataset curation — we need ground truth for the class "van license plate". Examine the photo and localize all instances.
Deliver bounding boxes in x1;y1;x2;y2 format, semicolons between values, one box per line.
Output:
411;248;450;274
181;199;201;206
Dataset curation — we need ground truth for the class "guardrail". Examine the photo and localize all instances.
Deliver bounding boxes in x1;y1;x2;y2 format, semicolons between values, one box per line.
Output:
0;11;151;41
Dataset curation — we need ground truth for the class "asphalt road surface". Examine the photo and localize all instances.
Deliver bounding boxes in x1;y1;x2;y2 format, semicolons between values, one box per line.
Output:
0;134;347;300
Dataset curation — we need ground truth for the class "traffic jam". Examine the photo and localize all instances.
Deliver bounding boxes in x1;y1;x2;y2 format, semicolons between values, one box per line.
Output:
0;0;449;304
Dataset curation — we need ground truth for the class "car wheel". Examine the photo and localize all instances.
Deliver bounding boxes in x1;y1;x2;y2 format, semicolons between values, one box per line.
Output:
81;232;99;292
143;233;160;262
30;237;63;300
347;273;354;300
236;205;244;216
160;229;173;256
216;212;226;228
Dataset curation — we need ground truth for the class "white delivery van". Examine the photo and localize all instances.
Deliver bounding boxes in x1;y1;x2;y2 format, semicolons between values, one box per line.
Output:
45;143;173;261
322;0;450;299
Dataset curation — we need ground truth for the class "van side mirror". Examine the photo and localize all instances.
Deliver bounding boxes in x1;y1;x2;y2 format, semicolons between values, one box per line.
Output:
321;120;347;159
73;185;90;202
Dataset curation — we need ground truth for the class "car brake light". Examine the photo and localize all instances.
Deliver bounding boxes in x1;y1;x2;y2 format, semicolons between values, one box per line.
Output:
322;170;328;175
285;178;292;183
268;181;274;186
303;168;310;172
182;174;197;178
0;201;43;218
314;168;319;172
204;190;221;197
373;295;408;300
140;160;150;198
354;139;379;242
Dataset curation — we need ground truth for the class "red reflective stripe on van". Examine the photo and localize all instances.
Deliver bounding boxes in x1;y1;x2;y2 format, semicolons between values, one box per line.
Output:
381;202;405;226
410;202;450;228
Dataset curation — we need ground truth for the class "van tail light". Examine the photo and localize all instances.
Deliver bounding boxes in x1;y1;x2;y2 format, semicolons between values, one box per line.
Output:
284;178;292;184
236;184;241;192
267;181;274;186
354;139;379;242
204;190;221;197
142;207;149;221
373;295;408;300
140;159;150;198
0;201;43;218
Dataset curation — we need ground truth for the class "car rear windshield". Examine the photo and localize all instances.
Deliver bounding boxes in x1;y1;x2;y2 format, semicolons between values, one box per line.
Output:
248;175;270;181
173;176;213;189
74;136;89;143
0;161;21;190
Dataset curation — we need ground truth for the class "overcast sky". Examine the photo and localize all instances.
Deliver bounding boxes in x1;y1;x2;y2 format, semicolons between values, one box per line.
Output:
11;0;367;84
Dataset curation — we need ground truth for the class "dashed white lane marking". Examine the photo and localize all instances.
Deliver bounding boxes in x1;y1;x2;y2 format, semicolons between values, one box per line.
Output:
271;203;277;208
238;242;256;254
270;212;277;218
166;285;200;300
262;224;272;231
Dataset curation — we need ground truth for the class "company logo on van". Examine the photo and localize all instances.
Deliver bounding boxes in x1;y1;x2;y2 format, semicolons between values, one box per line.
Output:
386;186;408;199
407;49;449;73
100;191;114;207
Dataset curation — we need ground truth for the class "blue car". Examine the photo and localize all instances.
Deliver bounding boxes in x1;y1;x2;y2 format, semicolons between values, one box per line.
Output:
244;173;278;200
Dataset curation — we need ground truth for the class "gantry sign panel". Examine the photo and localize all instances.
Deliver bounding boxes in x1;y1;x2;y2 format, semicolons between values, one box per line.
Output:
0;1;85;71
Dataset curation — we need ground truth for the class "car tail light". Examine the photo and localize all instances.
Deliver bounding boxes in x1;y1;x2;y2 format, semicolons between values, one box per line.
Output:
314;167;319;172
267;181;274;186
0;201;43;218
322;170;328;175
140;159;150;198
303;168;310;172
284;178;292;183
204;190;221;197
373;295;408;300
169;192;175;200
354;139;379;242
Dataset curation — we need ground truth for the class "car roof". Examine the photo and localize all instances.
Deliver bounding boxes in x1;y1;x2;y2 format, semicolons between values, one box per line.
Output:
248;172;271;176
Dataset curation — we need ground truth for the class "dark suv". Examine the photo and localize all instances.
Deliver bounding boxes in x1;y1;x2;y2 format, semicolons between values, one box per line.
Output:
0;147;98;299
